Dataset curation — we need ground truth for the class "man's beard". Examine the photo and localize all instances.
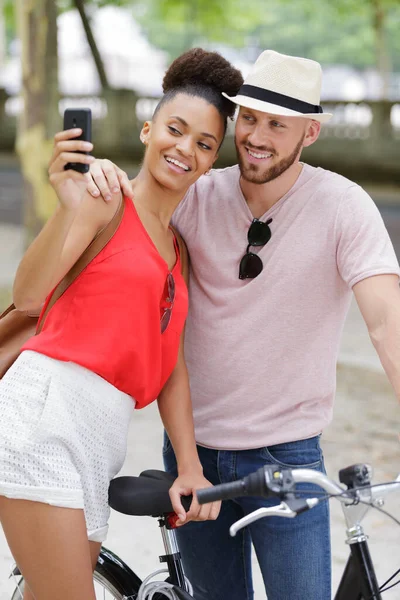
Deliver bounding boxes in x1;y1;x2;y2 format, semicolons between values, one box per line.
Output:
236;133;305;185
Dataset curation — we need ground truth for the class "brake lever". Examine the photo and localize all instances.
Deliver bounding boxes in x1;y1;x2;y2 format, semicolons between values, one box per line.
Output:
229;498;320;537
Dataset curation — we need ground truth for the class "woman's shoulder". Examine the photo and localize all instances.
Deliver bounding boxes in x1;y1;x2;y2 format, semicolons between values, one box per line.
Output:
79;189;123;234
58;192;123;272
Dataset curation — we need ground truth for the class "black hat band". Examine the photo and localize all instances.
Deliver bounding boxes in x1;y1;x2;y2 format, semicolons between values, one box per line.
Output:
237;84;323;114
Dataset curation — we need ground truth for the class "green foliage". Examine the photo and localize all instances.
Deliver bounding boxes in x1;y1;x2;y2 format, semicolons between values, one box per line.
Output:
134;0;400;70
3;0;14;43
3;0;400;70
129;0;263;57
55;0;135;11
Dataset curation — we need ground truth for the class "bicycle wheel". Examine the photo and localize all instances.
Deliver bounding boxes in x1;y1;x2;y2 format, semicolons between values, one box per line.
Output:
10;568;125;599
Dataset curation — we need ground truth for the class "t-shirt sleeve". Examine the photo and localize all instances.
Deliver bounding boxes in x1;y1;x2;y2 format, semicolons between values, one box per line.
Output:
335;185;400;288
171;186;195;232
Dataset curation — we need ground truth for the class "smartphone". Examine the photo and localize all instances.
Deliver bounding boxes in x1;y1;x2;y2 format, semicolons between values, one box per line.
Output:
63;108;92;173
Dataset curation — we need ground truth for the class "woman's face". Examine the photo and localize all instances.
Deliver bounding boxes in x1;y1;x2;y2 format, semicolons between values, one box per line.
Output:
141;93;224;192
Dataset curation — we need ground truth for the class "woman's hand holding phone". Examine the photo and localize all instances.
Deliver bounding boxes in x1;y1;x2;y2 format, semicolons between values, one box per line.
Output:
48;128;95;212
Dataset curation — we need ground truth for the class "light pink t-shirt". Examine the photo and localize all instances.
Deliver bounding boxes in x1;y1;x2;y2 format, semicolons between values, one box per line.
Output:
172;164;400;450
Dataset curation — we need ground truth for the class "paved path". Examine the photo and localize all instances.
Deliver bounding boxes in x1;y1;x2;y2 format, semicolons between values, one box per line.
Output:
0;160;399;598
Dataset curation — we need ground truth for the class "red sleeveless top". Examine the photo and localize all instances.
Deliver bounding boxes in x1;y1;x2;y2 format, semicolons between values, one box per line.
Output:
23;197;188;409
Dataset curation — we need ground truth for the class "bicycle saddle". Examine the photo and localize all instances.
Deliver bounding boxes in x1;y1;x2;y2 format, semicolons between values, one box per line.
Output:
109;469;192;517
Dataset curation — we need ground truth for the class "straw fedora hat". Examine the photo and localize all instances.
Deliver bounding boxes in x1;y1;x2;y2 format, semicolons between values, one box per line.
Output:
223;50;332;123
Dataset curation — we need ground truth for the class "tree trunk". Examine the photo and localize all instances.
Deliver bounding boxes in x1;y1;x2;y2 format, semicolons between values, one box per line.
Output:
371;0;391;99
15;0;59;244
73;0;109;90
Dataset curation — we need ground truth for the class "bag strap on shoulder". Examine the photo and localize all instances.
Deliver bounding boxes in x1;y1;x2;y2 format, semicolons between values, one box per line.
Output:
0;304;16;319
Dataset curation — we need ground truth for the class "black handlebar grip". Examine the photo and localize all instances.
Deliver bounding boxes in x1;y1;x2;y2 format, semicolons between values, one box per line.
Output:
245;467;271;497
197;466;280;504
197;479;247;504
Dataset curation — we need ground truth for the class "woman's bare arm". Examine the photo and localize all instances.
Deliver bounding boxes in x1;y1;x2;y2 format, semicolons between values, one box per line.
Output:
13;130;119;311
157;339;220;525
157;240;220;524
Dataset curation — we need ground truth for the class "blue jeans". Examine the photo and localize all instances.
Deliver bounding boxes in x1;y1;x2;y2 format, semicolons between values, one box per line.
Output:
163;435;331;600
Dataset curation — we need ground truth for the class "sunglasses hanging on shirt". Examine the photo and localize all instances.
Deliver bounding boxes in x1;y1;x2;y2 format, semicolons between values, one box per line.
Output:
160;272;175;333
239;218;273;280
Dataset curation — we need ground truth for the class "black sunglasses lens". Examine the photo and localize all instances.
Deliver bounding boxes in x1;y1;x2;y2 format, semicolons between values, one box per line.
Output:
167;273;175;303
248;220;272;247
239;253;263;279
160;273;175;333
160;308;171;333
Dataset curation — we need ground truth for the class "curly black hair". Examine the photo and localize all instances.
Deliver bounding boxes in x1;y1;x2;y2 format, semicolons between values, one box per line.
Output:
153;48;244;133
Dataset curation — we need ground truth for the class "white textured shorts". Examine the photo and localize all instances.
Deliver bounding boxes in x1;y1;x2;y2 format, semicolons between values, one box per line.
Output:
0;350;134;542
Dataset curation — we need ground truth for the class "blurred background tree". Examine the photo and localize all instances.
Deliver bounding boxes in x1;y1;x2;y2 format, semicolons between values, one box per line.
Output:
1;0;399;242
14;0;59;241
4;0;400;76
134;0;400;77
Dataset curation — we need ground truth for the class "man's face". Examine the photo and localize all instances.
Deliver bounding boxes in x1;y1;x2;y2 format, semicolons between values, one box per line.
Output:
234;107;311;184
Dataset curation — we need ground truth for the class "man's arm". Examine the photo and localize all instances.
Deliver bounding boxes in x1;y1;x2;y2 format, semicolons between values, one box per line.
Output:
353;274;400;400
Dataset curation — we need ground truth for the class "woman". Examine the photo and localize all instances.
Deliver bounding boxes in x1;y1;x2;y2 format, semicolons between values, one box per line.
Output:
0;48;243;600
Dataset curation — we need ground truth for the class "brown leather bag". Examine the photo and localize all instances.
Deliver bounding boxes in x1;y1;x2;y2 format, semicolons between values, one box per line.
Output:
0;200;125;379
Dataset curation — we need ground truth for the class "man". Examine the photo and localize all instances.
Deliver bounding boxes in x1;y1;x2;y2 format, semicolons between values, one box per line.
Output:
87;50;400;600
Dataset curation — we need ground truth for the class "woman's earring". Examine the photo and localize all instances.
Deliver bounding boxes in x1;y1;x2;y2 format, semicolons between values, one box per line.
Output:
204;169;211;176
140;134;147;145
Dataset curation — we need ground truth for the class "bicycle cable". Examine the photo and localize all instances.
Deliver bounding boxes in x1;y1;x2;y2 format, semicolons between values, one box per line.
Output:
379;577;400;595
295;480;400;497
365;569;400;599
137;568;194;600
379;567;400;590
294;482;400;527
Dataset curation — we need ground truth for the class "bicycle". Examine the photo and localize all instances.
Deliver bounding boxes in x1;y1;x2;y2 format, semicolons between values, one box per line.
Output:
196;462;400;600
7;463;400;599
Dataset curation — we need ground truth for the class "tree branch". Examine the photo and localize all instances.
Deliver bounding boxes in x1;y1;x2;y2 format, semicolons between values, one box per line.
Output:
73;0;109;90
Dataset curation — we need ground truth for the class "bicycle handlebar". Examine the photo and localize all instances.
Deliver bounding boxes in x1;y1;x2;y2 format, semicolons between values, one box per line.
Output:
197;464;400;507
196;464;300;505
196;464;400;549
196;467;269;504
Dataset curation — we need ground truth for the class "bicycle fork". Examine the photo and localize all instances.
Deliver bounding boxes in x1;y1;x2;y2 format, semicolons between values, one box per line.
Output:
335;481;382;600
335;526;382;600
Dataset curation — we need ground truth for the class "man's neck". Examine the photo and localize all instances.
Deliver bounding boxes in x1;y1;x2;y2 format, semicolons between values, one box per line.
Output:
240;162;303;219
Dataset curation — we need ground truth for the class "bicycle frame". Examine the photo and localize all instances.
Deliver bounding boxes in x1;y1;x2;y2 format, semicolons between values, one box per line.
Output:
97;515;192;598
297;468;397;600
333;474;400;600
158;513;188;590
224;467;400;600
335;541;381;600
